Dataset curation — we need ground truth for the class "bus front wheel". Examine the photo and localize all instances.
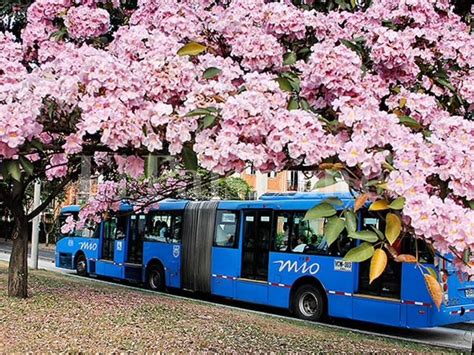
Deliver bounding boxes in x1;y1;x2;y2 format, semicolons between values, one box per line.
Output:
147;265;165;292
75;254;88;276
292;284;324;321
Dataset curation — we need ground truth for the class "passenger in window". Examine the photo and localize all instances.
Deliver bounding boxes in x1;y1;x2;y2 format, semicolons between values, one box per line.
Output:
173;220;181;242
224;234;235;247
279;223;290;251
292;236;307;253
116;223;126;239
159;221;169;241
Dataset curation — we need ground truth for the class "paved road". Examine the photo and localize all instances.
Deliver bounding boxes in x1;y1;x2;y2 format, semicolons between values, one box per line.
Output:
0;252;472;351
0;241;55;261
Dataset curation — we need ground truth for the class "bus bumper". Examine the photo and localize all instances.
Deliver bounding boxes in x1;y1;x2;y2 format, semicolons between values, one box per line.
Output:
56;252;74;270
431;304;474;326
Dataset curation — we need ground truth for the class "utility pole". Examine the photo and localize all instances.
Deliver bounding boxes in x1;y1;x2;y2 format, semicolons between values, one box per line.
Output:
30;180;41;269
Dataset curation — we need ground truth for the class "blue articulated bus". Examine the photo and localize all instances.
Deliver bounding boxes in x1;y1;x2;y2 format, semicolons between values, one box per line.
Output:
56;192;474;328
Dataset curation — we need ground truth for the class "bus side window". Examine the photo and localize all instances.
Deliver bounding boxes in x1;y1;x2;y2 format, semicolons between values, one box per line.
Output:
214;211;239;248
172;214;182;243
145;211;182;243
273;213;291;252
115;216;127;239
292;214;325;254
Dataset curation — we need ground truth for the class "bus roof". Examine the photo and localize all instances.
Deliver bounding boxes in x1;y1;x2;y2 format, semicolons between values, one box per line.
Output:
60;205;80;214
60;193;355;214
259;192;353;200
59;200;190;214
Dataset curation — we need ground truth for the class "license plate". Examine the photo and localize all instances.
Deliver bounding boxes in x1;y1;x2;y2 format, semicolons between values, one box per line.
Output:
465;289;474;298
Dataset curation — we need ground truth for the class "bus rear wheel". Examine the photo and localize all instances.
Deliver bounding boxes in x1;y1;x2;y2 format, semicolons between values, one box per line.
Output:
292;285;324;321
76;254;88;276
147;265;165;292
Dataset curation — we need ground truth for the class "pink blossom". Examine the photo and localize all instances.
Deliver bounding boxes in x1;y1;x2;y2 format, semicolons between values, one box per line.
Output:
64;6;110;39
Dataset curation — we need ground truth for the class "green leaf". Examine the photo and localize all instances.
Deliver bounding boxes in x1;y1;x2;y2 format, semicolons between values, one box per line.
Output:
314;176;337;189
277;77;292;92
468;200;474;209
349;230;379;243
182;145;198;171
299;98;310;110
382;19;398;30
19;157;34;176
434;77;455;92
322;197;343;206
283;52;297;65
304;202;337;220
344;242;375;262
30;140;44;152
287;97;299;110
463;248;470;263
340;38;359;52
177;41;207;56
6;160;21;181
281;72;301;91
370;226;385;240
324;217;346;247
344;210;357;233
389;197;406;210
399;115;422;130
186;108;214;117
203;67;222;79
202;114;216;129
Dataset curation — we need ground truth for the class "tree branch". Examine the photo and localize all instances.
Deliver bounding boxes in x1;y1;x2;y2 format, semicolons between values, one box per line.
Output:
27;169;80;221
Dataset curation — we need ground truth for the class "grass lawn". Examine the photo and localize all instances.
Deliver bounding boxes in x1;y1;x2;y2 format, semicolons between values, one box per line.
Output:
0;261;445;352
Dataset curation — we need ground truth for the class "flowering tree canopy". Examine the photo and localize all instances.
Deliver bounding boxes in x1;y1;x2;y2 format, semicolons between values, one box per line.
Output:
0;0;473;297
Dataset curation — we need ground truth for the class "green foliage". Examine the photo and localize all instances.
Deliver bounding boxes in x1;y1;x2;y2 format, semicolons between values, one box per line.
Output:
304;202;337;220
389;197;406;210
348;230;379;243
324;217;345;247
283;52;297;65
344;210;357;233
344;242;375;262
182;145;198;171
203;67;222;79
314;176;337;189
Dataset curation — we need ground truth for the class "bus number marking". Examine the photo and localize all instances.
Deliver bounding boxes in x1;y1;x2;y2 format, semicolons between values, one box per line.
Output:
79;242;97;251
173;245;180;258
273;260;320;275
334;260;352;272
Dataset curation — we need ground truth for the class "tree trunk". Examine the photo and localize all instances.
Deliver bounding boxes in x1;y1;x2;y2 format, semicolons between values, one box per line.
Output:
8;208;29;298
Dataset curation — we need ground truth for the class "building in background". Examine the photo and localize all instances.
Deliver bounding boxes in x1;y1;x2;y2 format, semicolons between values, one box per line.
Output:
239;168;349;198
62;177;99;206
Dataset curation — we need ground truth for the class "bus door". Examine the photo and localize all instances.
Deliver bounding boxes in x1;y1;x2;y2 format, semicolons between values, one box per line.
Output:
127;214;145;264
97;215;127;278
124;214;145;281
211;210;241;299
353;214;403;326
235;210;272;304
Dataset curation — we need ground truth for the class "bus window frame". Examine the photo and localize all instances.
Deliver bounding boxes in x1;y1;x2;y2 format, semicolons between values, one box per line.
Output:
144;210;183;244
213;210;240;248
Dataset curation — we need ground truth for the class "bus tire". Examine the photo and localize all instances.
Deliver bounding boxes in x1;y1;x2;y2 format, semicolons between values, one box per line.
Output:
75;253;88;277
292;284;324;321
147;264;165;291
